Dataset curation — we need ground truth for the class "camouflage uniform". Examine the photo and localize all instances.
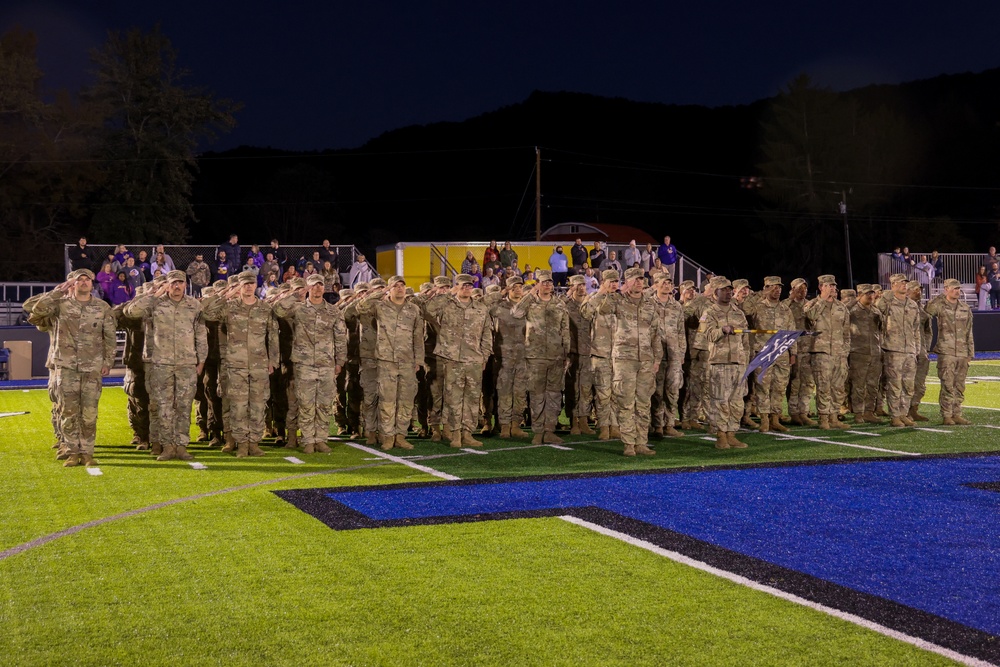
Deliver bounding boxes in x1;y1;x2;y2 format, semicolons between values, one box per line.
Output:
273;283;301;446
124;273;209;460
564;279;595;434
345;280;384;441
114;300;150;446
744;277;796;431
908;281;933;419
650;278;686;436
804;275;851;429
416;276;452;439
342;287;364;436
584;271;621;437
23;292;63;451
273;278;349;453
925;279;975;424
701;280;749;444
876;274;920;424
784;280;815;425
490;281;529;436
334;288;356;434
681;291;712;428
31;277;116;464
847;285;883;421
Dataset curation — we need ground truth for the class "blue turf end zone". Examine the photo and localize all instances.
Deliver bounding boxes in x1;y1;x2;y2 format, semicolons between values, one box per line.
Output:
328;456;1000;635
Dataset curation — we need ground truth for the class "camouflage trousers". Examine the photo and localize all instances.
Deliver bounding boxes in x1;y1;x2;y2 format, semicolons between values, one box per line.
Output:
294;363;335;446
202;362;223;435
651;348;683;429
788;353;815;416
528;357;565;433
378;361;418;436
441;359;482;432
344;361;360;433
335;364;348;430
708;363;747;433
681;349;709;422
47;368;63;445
495;354;528;425
147;365;198;448
882;350;916;418
360;358;379;434
144;362;160;446
848;351;882;415
936;354;970;418
590;356;618;428
481;355;498;427
124;366;150;441
428;355;445;427
225;365;271;444
565;352;594;418
911;352;930;408
612;358;656;446
811;352;842;416
270;362;298;435
753;358;790;416
56;367;102;455
416;355;443;428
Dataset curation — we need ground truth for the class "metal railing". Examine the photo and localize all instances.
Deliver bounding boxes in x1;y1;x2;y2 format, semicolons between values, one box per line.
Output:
875;252;996;289
0;283;60;325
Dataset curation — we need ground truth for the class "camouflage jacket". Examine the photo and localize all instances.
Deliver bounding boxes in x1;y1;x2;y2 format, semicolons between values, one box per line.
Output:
702;302;749;365
564;297;592;357
582;292;662;363
683;294;712;351
848;302;882;356
113;303;146;371
875;295;919;355
783;297;812;353
355;297;425;366
581;294;616;359
746;298;797;356
424;295;493;363
32;291;116;372
272;296;349;368
653;295;686;361
490;298;527;363
201;296;279;370
343;299;378;360
341;300;362;363
23;293;56;369
925;296;974;357
805;298;851;356
511;293;570;360
124;294;208;366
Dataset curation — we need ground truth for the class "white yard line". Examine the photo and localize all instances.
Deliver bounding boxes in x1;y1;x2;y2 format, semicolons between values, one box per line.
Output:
558;516;991;667
913;428;952;434
770;432;919;456
844;430;881;437
344;441;460;480
922;401;1000;412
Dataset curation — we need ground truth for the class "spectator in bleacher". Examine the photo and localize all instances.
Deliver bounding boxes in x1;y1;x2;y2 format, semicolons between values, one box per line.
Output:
153;244;175;273
589;242;607;271
623;240;642;269
915;255;934;298
989;262;1000;310
657;235;678;281
114;245;134;269
217;234;241;275
600;250;622;275
322;262;340;304
109;271;133;305
499;241;518;269
348;253;376;286
985;247;1000;271
641;243;655;272
302;261;318;278
282;264;299;283
319;239;338;268
151;251;171;278
461;250;477;275
483;240;501;272
268;238;287;270
124;257;145;291
243;255;261;281
260;272;280;299
583;266;599;294
482;266;500;288
260;253;280;285
521;263;534;281
104;251;121;275
570;239;588;275
975;265;989;311
214;251;232;282
931;250;944;286
901;247;916;273
136;250;152;281
186;253;211;297
95;262;115;302
70;237;97;271
246;244;265;271
548;245;569;287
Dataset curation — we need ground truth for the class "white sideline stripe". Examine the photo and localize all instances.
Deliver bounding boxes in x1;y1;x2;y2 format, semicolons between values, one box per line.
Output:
700;436;716;442
462;448;489;455
844;430;881;437
914;428;952;434
981;425;1000;430
547;444;574;451
558;516;992;667
188;462;208;470
771;433;919;456
284;457;305;464
344;442;460;481
86;467;102;476
922;401;1000;412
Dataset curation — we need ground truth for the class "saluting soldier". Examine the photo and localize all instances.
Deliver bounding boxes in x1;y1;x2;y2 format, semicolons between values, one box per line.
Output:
847;284;883;424
114;283;152;449
584;270;622;440
701;277;750;449
650;273;686;438
681;279;713;430
564;274;596;435
907;280;932;422
417;275;454;441
805;275;851;430
346;277;385;445
784;278;815;426
490;275;530;439
876;273;921;427
925;278;975;425
745;276;796;433
23;288;65;456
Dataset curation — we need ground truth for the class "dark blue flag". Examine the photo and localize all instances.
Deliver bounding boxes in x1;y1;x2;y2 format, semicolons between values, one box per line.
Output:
742;330;808;383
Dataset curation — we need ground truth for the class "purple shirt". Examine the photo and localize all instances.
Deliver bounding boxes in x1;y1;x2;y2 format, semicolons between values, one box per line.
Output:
657;243;677;266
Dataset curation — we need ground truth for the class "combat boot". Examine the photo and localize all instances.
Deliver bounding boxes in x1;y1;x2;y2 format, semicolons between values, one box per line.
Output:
688;421;707;432
875;407;889;417
366;432;379;446
770;414;788;432
908;406;929;422
634;444;656;456
652;427;664;439
131;435;142;445
285;430;298;450
313;442;331;453
151;442;163;456
175;446;194;461
542;432;563;444
941;415;956;425
758;416;770;433
510;423;530;438
156;445;176;461
56;447;71;461
531;432;544;445
853;414;866;425
609;426;621;439
82;454;98;467
664;424;683;437
221;434;236;453
380;435;395;451
209;431;224;447
889;417;906;427
740;415;756;429
622;444;636;457
832;416;852;430
714;433;730;450
442;426;453;442
680;419;694;430
598;425;610;440
862;412;882;424
462;430;483;447
63;453;82;468
449;431;464;448
430;425;442;442
302;442;315;454
480;423;494;436
196;428;210;442
953;415;971;425
248;442;267;456
236;442;249;458
900;415;915;427
570;417;582;435
818;415;832;430
790;413;806;426
727;432;748;449
136;440;150;451
499;424;511;438
394;434;414;450
578;417;594;435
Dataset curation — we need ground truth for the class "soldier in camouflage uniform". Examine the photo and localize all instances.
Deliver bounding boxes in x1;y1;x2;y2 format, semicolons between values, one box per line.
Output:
876;273;920;427
564;274;595;435
805;275;851;430
479;284;503;435
872;283;891;417
124;270;208;461
114;283;151;449
925;278;975;425
785;278;815;426
342;283;367;440
23;289;64;456
681;278;713;430
700;277;749;449
907;280;933;423
416;275;454;441
490;275;530;439
334;287;357;435
31;269;116;467
354;275;425;450
583;267;662;456
273;274;349;453
583;269;621;440
745;276;796;433
264;282;297;447
847;284;883;424
202;273;278;457
424;273;493;448
218;274;240;451
512;270;571;445
346;278;385;444
650;273;686;438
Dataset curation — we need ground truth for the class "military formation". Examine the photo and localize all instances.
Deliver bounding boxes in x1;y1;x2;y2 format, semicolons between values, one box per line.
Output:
25;263;977;467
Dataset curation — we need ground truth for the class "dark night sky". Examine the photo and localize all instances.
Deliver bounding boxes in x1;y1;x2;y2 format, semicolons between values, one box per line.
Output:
4;1;1000;152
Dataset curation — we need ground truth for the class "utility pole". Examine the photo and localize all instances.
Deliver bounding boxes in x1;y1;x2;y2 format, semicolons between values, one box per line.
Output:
535;146;541;241
840;189;853;287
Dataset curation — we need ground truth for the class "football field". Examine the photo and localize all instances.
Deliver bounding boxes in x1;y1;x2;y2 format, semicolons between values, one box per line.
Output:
1;366;998;666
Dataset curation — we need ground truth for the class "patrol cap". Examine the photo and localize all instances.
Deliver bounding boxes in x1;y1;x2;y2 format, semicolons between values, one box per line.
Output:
679;280;695;291
841;289;857;298
167;270;186;283
506;275;523;286
712;276;733;289
601;269;620;282
471;288;483;298
763;276;783;287
306;274;325;287
433;276;452;287
568;275;586;286
212;279;226;290
227;274;240;286
405;287;415;296
354;285;370;294
943;278;962;289
355;281;370;290
74;268;96;280
624;267;644;281
732;278;749;291
906;280;920;291
536;270;553;283
419;282;433;293
817;274;837;286
200;286;215;298
238;273;257;285
455;273;475;286
790;278;807;289
873;283;884;291
289;277;307;289
652;273;672;284
889;273;908;284
485;284;502;294
339;288;355;298
856;283;873;294
388;275;406;286
369;277;386;288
